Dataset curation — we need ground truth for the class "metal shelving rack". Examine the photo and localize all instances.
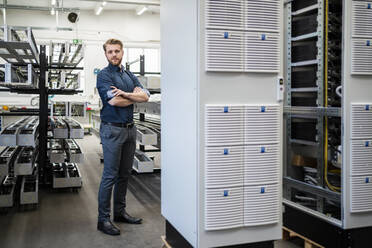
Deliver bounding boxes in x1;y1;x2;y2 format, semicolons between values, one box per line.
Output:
284;0;342;221
0;26;83;194
283;0;372;247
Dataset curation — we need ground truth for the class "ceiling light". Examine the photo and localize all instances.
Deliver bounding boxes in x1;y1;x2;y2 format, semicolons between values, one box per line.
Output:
95;6;103;15
102;1;107;6
51;8;55;15
136;6;148;16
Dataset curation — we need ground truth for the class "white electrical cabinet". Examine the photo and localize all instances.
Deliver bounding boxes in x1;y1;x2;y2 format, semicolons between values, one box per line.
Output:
161;0;283;247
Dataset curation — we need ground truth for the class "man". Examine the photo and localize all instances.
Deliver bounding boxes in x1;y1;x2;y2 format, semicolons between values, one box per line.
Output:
96;39;149;236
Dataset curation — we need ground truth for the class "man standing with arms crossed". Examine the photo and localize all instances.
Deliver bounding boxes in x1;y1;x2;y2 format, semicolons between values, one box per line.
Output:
96;39;149;236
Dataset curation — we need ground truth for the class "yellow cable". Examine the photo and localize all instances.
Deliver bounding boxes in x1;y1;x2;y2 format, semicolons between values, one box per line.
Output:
324;0;340;192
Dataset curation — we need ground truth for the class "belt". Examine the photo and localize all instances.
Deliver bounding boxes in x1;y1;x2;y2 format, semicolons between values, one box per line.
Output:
102;121;134;128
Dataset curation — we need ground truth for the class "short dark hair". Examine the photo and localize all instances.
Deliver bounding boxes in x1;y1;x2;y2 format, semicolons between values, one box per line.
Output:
103;39;123;52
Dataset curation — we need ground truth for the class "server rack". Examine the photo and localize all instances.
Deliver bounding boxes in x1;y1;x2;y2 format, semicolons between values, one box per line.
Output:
283;1;372;247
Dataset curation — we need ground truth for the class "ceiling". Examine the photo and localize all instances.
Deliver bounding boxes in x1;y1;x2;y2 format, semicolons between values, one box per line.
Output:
1;0;160;13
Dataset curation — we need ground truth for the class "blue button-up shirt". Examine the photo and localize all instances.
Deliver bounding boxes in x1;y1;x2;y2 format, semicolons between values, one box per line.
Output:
96;63;147;123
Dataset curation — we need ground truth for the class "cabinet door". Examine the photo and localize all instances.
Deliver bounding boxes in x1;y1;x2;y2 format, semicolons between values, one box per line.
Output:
351;140;372;176
206;30;244;72
244;105;280;144
206;146;244;189
206;0;244;30
244;144;280;186
352;1;372;38
351;104;372;139
244;32;280;73
351;175;372;213
245;0;280;33
244;184;280;226
205;187;244;230
205;105;244;146
351;38;372;75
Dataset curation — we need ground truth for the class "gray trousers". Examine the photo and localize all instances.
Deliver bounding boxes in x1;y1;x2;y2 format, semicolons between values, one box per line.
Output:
98;122;137;222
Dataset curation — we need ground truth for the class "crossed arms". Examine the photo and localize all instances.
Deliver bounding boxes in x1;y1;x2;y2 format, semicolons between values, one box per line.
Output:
108;86;149;107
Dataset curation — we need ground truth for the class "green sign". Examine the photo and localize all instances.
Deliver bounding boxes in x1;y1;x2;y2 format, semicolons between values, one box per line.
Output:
73;39;82;45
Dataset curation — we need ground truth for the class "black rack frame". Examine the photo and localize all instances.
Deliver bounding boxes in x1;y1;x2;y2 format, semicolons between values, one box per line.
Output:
0;45;82;182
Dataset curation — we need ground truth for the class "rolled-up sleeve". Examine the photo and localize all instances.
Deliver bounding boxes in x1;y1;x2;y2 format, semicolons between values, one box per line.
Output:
127;71;150;97
96;71;114;105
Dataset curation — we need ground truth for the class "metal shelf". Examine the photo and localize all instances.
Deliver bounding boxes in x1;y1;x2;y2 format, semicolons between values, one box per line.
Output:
289;139;319;146
0;26;39;65
284;106;341;117
284;177;340;203
290;87;319;93
292;4;318;16
48;89;82;95
291;60;318;67
292;32;318;42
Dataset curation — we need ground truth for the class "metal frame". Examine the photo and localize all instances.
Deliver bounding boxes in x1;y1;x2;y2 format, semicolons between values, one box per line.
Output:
0;26;39;64
284;0;337;216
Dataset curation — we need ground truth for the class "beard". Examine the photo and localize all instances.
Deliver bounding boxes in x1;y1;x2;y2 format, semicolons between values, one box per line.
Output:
109;57;122;66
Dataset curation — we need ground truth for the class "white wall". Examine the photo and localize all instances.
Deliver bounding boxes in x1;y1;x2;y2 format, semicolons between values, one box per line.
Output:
0;9;160;106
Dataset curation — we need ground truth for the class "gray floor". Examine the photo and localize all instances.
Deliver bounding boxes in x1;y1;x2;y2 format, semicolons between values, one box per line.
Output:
0;135;300;248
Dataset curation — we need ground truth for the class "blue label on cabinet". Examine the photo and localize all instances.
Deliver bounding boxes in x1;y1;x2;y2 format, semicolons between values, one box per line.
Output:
366;141;370;147
261;34;266;40
366;178;370;183
224;32;229;39
224;190;229;197
261;187;265;194
224;148;229;155
261;147;266;153
224;106;229;113
261;106;266;112
368;3;371;9
367;40;371;46
365;105;370;111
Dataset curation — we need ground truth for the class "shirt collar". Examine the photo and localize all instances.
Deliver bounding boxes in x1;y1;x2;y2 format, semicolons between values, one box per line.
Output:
108;63;124;72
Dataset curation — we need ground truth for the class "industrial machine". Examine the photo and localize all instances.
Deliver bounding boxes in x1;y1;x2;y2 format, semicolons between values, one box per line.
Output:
162;0;283;247
283;0;372;247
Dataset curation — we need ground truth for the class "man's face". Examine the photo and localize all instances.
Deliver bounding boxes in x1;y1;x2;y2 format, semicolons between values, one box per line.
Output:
105;44;124;66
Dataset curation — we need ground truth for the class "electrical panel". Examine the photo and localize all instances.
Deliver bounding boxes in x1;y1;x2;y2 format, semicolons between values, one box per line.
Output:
284;0;372;239
162;0;282;245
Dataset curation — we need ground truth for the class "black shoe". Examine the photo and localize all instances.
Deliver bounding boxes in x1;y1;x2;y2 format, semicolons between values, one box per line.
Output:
97;220;120;235
114;211;142;224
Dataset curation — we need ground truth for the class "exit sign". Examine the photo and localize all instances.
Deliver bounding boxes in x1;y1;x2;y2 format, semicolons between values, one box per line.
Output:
73;39;82;45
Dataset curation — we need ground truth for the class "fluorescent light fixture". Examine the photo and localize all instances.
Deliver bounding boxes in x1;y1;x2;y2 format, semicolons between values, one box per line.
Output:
102;1;107;6
51;0;56;6
136;6;148;16
95;5;103;15
51;8;55;15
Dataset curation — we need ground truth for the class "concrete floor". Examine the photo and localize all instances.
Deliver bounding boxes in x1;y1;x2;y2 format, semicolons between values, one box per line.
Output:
0;135;300;248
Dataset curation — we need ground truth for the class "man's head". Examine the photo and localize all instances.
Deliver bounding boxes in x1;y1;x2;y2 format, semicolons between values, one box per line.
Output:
103;39;124;66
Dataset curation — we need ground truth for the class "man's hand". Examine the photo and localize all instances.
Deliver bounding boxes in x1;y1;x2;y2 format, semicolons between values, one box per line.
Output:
133;87;142;93
111;86;129;98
